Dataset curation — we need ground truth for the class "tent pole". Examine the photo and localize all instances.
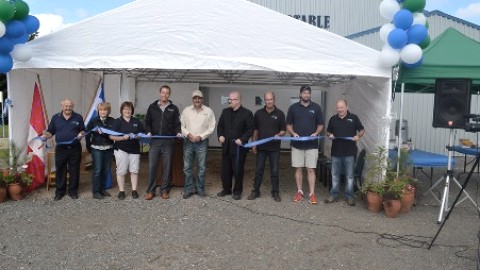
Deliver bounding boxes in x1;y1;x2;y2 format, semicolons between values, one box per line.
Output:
396;82;405;178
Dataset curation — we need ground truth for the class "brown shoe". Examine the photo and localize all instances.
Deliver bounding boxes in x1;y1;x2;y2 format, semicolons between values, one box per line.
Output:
161;192;170;200
144;192;155;200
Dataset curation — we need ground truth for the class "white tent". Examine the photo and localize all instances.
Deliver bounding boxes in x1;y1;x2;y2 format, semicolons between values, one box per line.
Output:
9;0;392;155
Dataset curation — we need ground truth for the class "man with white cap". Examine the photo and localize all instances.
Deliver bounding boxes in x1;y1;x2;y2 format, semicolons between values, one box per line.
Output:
180;90;216;198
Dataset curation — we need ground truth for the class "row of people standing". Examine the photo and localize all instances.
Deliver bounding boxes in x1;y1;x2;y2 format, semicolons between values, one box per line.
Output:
41;84;364;205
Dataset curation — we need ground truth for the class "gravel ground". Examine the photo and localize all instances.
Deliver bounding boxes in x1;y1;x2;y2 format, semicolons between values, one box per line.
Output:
1;150;479;270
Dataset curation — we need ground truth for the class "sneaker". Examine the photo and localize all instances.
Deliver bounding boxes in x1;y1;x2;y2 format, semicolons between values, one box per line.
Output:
247;191;259;200
183;192;194;199
293;191;303;202
100;191;111;197
93;193;104;200
272;193;281;202
309;193;318;205
131;190;139;199
346;199;356;206
117;191;125;200
324;196;337;204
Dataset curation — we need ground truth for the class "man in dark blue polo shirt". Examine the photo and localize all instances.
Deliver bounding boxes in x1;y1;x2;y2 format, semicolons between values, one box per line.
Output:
325;99;364;206
286;85;324;205
247;91;286;202
42;98;85;201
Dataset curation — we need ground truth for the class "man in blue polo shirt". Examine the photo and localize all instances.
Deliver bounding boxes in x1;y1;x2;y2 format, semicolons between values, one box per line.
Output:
325;99;364;206
286;85;324;205
42;98;85;201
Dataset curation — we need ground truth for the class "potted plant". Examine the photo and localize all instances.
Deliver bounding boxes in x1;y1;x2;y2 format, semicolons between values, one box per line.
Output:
392;149;420;213
0;140;33;201
0;174;6;203
382;179;406;218
360;146;391;212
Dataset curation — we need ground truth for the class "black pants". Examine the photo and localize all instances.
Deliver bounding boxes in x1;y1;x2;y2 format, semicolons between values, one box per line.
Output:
221;151;247;196
55;144;82;196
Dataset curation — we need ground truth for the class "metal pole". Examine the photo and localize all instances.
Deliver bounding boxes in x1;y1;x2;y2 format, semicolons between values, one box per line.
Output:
396;83;405;177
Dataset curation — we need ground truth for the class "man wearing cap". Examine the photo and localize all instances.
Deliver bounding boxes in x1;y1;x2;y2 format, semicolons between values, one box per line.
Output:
144;85;182;200
217;91;254;200
286;85;324;204
180;90;216;198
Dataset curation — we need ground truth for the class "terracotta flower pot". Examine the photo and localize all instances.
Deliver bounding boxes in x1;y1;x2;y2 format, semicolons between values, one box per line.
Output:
7;183;25;201
366;191;383;212
0;187;7;203
383;199;402;218
400;189;415;213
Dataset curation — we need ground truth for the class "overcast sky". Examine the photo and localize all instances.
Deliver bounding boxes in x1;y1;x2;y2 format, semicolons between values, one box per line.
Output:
28;0;480;37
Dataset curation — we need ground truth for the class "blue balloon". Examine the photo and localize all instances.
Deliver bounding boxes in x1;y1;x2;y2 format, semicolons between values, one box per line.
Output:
0;54;13;73
397;0;404;3
5;20;26;38
21;15;40;34
11;33;29;44
388;28;408;49
407;24;428;45
393;9;413;30
0;37;14;54
403;57;423;69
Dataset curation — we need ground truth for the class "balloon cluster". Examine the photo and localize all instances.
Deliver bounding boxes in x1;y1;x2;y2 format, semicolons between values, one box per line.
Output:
0;0;39;73
379;0;430;68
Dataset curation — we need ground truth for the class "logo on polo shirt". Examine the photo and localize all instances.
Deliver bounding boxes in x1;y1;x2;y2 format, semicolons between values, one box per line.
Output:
309;110;315;114
347;118;353;122
168;108;174;112
72;121;79;126
133;124;138;127
271;115;278;120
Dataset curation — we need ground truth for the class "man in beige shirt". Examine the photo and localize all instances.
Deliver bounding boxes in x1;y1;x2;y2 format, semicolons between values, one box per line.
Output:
180;90;216;198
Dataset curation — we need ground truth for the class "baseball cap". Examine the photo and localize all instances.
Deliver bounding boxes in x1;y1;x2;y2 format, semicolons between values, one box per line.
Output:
192;90;203;98
300;85;311;93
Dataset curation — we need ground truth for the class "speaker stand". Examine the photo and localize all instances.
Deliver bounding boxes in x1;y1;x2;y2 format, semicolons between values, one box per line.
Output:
424;128;480;223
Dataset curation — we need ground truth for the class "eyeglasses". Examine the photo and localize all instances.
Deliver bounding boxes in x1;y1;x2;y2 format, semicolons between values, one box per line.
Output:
228;98;238;101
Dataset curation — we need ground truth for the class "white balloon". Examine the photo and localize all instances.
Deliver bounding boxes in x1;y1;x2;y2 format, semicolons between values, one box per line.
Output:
11;44;32;62
0;22;5;38
379;0;400;21
379;47;400;67
412;12;427;26
379;23;395;43
400;44;422;64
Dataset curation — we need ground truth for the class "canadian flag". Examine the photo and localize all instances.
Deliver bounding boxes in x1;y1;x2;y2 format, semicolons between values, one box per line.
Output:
25;82;47;192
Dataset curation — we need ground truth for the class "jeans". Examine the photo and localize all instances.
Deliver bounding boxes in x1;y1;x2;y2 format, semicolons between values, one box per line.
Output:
183;140;208;194
253;150;280;195
146;139;174;194
91;148;113;194
330;156;355;200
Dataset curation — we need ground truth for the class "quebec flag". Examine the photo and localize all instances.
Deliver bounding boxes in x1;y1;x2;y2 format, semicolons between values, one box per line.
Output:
84;81;105;126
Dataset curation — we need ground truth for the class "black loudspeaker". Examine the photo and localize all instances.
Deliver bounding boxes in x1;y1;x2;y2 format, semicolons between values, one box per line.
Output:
433;79;472;129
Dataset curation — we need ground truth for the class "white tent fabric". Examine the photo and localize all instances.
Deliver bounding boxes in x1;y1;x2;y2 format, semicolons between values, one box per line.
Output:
15;0;389;78
9;0;392;158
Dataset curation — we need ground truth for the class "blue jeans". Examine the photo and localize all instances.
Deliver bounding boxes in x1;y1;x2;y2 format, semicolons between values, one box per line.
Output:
330;156;355;200
91;148;113;194
183;140;208;194
253;150;280;195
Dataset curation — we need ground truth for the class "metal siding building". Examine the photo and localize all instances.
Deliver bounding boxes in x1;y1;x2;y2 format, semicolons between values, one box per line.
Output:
250;0;480;154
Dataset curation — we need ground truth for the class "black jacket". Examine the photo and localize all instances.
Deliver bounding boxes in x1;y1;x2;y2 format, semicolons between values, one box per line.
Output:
145;100;181;136
217;106;254;155
86;116;115;151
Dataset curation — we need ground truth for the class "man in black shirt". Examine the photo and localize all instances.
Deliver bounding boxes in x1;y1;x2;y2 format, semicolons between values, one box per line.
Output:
247;92;286;202
217;91;254;200
325;99;364;206
42;98;85;201
144;85;182;200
